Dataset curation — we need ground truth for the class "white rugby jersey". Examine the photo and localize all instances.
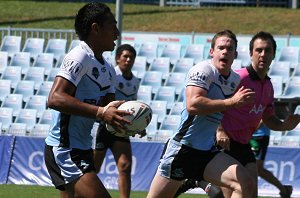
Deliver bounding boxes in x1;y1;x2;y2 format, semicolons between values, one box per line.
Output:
171;59;240;150
45;41;115;149
114;66;140;101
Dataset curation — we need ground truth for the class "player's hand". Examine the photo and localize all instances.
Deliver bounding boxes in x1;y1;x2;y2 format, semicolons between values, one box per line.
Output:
138;129;147;138
283;114;300;130
98;100;132;130
216;125;230;151
229;86;255;108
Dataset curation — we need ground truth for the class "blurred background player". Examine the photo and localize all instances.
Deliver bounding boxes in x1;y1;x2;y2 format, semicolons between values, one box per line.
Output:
250;122;293;198
43;2;131;198
147;30;256;198
94;44;142;198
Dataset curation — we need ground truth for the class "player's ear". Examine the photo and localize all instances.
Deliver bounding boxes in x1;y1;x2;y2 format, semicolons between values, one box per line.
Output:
209;48;214;58
91;23;100;33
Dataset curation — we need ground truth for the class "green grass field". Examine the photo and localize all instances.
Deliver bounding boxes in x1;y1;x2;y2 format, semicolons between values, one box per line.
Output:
0;1;300;35
0;184;205;198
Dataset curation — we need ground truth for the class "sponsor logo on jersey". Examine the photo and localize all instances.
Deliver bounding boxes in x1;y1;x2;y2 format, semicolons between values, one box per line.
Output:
190;71;207;82
63;60;83;81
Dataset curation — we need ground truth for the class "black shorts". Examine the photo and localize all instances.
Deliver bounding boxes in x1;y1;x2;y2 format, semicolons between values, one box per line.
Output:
224;139;256;166
159;139;220;181
94;123;130;150
44;145;95;190
250;136;269;161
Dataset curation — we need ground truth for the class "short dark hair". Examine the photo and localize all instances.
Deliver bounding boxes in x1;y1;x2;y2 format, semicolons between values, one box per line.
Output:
115;44;137;62
211;29;238;50
249;31;277;57
74;2;112;41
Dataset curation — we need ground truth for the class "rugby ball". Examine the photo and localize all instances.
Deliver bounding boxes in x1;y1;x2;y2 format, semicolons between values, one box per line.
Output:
106;101;152;137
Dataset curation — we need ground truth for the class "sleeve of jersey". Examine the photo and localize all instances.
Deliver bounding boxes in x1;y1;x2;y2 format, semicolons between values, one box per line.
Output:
107;64;116;94
57;58;86;87
186;64;212;91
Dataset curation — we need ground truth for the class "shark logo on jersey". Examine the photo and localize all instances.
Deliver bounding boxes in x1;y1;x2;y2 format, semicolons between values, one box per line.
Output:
92;67;100;79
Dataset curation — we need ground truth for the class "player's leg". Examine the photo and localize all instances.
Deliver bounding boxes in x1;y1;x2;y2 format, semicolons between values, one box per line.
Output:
252;136;293;198
148;173;183;198
203;152;255;198
93;123;110;172
44;145;111;198
111;139;132;198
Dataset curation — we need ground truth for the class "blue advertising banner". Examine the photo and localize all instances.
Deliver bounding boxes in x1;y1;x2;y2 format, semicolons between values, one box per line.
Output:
3;136;300;197
7;136;52;186
0;135;15;184
98;141;165;191
258;146;300;197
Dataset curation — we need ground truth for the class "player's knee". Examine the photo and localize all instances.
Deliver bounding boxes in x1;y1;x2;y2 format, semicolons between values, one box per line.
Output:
118;160;132;174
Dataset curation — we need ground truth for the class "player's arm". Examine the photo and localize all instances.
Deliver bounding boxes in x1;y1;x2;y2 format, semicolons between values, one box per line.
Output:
186;85;255;115
263;114;300;131
48;77;130;128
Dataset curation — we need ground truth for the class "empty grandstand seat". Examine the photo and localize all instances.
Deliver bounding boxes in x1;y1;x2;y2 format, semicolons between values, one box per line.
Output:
285;130;300;137
25;95;47;118
237;45;251;67
148;57;171;80
23;67;45;90
36;81;53;97
0;51;8;74
269;130;282;146
278;46;300;67
9;52;31;75
38;109;52;125
294;105;300;114
55;53;66;68
44;38;67;62
169;101;184;115
269;75;283;98
14;108;38;132
13;80;35;103
164;72;186;95
159;115;181;132
140;71;163;95
292;63;300;77
0;79;12;103
149;100;168;124
47;68;59;81
184;44;204;64
7;123;27;136
22;38;45;61
177;88;185;102
0;35;22;58
0;107;13;132
155;129;174;143
30;123;50;137
154;86;176;110
278;76;300;100
68;39;80;52
268;61;291;84
172;57;194;73
33;53;54;75
137;85;152;104
1;66;22;89
1;94;23;117
146;113;158;136
137;42;158;64
132;56;147;79
160;43;182;65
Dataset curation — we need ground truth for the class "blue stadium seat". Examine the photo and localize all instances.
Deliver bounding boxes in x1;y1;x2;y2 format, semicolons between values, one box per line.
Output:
172;57;194;73
0;35;22;58
137;85;153;104
22;38;45;61
0;107;13;132
30;123;51;137
164;72;186;95
148;57;171;80
278;76;300;100
132;56;147;79
9;52;31;75
7;123;27;136
160;43;182;65
149;100;168;124
13;80;35;103
25;95;47;118
169;101;184;115
269;75;283;98
159;114;181;132
268;61;291;84
33;53;54;75
138;42;158;65
278;46;300;68
140;71;163;95
0;51;9;75
184;44;204;64
45;38;67;62
154;86;176;110
23;67;45;90
0;79;12;103
1;94;23;117
14;108;38;132
237;45;251;67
